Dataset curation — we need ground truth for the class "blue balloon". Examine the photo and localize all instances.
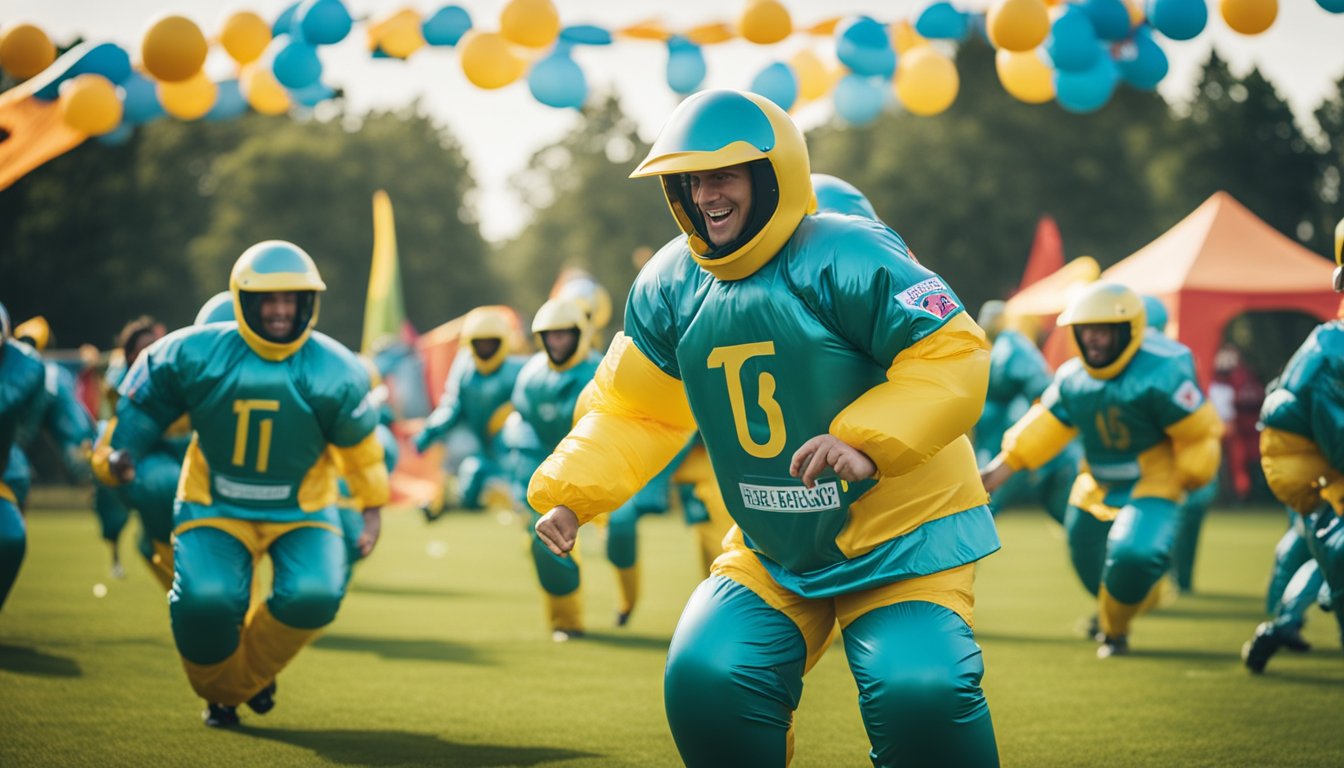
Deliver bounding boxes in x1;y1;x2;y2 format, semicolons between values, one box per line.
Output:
750;62;798;112
119;71;164;125
914;2;969;41
528;51;587;109
298;0;352;45
32;42;132;101
205;79;249;120
1080;0;1133;41
1117;27;1168;91
559;24;612;46
96;122;134;147
272;37;323;89
835;17;895;78
423;6;473;46
273;1;302;36
666;38;706;95
833;73;885;126
1055;55;1119;114
1319;0;1344;12
1046;6;1103;72
288;80;335;108
1147;0;1207;41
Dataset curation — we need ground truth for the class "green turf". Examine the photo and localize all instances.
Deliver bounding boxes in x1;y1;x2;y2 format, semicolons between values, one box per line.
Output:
2;502;1342;767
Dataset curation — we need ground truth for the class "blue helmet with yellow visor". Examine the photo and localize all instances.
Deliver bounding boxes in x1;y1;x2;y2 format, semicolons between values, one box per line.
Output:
195;291;236;326
228;240;326;361
630;89;813;281
811;173;878;220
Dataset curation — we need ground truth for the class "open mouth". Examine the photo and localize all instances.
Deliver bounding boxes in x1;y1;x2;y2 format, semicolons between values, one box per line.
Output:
703;206;736;237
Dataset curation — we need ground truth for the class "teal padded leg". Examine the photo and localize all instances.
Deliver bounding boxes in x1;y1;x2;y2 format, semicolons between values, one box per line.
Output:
0;498;26;611
606;499;639;569
664;576;805;768
170;526;252;664
1171;479;1215;592
844;601;999;768
267;524;346;630
1103;497;1178;604
529;511;580;596
1065;504;1111;597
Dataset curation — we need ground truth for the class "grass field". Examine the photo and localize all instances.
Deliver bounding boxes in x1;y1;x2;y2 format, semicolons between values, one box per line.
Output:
2;496;1342;767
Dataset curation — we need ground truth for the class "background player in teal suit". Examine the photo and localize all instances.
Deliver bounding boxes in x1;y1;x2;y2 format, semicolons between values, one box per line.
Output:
98;241;388;726
0;302;48;613
983;282;1222;658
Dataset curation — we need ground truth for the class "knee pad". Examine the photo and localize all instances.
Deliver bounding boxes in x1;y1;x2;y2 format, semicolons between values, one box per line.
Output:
270;574;345;629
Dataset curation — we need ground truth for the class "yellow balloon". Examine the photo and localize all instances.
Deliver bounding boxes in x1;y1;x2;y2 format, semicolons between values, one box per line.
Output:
895;47;959;117
995;48;1054;104
141;14;207;83
1123;0;1146;26
240;63;291;115
158;70;217;120
890;20;928;54
790;50;829;103
1219;0;1277;35
987;0;1051;53
0;22;56;79
500;0;560;48
459;31;526;89
220;10;271;65
738;0;793;45
59;74;123;135
373;9;426;59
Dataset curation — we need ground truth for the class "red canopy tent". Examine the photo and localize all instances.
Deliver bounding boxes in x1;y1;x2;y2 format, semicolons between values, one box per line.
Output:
1098;192;1340;386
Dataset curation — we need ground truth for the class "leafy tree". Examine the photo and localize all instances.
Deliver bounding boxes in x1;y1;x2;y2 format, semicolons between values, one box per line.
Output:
494;93;668;328
188;104;498;347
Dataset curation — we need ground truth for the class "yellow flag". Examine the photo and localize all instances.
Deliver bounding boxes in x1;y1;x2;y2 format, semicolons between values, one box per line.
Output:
361;190;408;355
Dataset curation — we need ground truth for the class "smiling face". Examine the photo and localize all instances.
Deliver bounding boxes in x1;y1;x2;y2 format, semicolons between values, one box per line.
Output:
1076;323;1122;368
687;164;754;247
258;291;298;342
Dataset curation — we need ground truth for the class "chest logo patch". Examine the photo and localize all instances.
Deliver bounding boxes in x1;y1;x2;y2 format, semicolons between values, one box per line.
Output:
738;480;841;513
1173;379;1203;411
896;277;960;319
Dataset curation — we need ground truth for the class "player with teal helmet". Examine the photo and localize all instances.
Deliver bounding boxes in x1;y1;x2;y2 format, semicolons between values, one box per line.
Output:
0;299;47;613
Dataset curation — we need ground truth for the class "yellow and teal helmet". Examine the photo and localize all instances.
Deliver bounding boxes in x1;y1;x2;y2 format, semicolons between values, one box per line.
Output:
195;291;236;326
630;89;814;281
1057;281;1146;380
228;240;326;361
460;306;514;374
1334;217;1344;293
14;315;50;351
531;297;592;371
811;173;878;220
553;272;613;332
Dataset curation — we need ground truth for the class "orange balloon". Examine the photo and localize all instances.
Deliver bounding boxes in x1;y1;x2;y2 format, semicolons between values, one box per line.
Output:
158;70;218;120
987;0;1051;52
500;0;560;48
219;10;271;65
738;0;793;45
459;31;526;89
0;22;56;79
141;14;207;82
59;74;123;135
1219;0;1277;35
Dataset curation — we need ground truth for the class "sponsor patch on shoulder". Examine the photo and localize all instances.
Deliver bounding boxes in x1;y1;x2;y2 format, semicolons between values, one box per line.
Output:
896;277;960;319
1173;379;1203;411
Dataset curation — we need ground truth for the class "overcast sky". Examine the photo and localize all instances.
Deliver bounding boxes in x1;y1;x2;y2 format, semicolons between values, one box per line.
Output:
10;0;1344;240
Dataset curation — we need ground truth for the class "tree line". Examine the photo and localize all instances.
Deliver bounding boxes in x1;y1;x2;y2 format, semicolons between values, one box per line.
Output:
2;39;1340;382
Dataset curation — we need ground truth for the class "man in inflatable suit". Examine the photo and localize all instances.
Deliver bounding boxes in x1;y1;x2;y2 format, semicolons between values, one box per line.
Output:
1245;218;1344;671
531;90;1001;767
511;297;603;641
0;302;48;613
414;306;525;516
982;282;1222;658
97;242;388;727
973;300;1079;525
